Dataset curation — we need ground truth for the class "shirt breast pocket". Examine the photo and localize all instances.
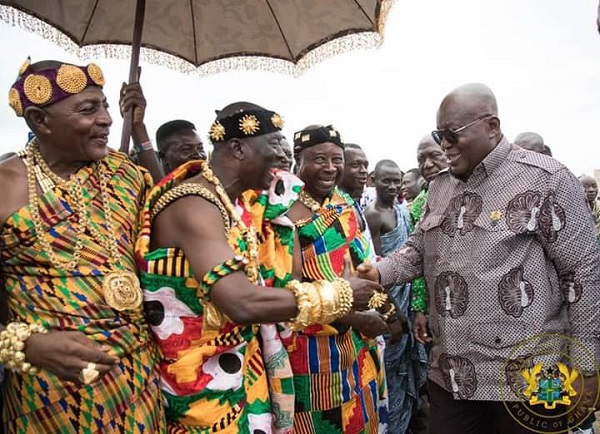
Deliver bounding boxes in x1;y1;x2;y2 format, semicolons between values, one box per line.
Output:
419;214;444;266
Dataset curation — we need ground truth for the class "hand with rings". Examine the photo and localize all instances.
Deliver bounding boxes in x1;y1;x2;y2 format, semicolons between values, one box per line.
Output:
24;331;119;384
340;255;386;311
80;362;100;385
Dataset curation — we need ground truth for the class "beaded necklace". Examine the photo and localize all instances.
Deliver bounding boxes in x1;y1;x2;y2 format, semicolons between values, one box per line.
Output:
200;163;260;284
25;140;142;311
298;189;322;212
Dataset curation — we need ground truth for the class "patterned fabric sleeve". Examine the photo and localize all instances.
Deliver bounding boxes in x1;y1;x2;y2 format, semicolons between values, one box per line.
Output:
377;227;425;288
537;168;600;371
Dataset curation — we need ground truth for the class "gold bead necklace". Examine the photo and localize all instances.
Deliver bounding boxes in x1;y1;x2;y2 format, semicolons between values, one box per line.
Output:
25;140;142;311
200;163;260;284
298;189;322;212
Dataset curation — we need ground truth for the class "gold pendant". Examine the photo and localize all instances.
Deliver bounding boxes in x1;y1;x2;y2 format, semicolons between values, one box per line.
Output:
203;301;224;330
103;271;143;311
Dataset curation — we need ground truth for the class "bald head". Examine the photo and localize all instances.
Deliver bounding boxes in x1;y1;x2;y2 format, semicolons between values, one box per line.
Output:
436;83;502;180
514;132;545;154
418;134;438;151
439;83;498;121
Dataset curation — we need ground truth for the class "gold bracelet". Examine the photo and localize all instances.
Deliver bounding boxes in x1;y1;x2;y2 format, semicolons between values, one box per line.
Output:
0;322;47;374
331;278;353;318
286;280;319;331
315;280;339;324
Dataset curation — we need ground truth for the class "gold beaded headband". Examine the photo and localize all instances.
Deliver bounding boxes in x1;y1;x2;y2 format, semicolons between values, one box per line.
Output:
8;57;105;117
208;109;284;144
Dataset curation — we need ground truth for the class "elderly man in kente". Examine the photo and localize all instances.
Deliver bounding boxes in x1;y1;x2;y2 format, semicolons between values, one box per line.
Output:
0;59;165;432
284;124;406;433
359;83;600;433
135;103;383;433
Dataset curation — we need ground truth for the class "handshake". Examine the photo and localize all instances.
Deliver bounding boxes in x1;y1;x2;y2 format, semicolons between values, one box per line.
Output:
341;258;409;342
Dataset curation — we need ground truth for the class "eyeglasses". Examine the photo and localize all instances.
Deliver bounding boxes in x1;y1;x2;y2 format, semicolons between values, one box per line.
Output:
431;114;495;145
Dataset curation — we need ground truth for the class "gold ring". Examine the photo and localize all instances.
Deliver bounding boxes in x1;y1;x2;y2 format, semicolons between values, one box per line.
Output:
367;292;388;310
80;362;100;384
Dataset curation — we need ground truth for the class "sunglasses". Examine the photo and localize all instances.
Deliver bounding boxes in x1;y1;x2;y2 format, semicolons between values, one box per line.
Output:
431;114;495;145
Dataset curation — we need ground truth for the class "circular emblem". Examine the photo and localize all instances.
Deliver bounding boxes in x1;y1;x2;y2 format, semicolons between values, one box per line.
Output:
18;57;31;76
103;271;143;311
23;74;53;105
239;114;260;135
499;333;599;433
8;87;23;116
87;63;105;87
56;64;88;94
209;121;226;141
271;113;284;129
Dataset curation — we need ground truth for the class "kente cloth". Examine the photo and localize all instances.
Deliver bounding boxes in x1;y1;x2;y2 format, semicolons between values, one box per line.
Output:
135;161;301;434
0;150;164;433
288;187;387;433
380;204;428;434
378;138;600;401
408;190;428;313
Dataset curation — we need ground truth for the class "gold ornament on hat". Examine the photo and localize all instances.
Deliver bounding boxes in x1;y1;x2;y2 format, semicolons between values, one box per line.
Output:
87;63;105;86
56;65;88;94
239;114;260;135
271;113;284;129
23;74;52;105
209;121;226;141
18;57;31;76
8;88;23;116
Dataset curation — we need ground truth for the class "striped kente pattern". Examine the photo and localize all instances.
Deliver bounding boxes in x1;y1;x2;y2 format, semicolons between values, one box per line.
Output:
135;161;297;434
286;187;387;433
0;151;164;433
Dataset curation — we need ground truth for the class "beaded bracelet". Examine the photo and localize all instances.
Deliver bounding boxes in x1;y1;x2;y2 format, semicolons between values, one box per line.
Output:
0;322;47;374
330;278;354;318
134;140;154;154
200;256;248;296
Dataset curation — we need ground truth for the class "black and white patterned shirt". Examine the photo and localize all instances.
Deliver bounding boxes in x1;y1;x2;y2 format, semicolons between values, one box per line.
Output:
377;137;600;401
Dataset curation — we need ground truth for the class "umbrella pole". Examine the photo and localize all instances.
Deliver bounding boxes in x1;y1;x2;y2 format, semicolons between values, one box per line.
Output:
119;0;146;153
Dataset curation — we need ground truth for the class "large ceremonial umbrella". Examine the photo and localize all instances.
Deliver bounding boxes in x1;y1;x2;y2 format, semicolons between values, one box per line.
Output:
0;0;394;150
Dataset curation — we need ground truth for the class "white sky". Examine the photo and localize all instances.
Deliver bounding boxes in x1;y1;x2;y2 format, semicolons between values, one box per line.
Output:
0;0;599;176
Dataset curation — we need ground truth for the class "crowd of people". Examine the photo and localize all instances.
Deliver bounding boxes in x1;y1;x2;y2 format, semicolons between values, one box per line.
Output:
0;57;598;434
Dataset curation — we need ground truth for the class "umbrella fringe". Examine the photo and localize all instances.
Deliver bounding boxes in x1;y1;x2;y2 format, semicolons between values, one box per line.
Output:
0;0;394;78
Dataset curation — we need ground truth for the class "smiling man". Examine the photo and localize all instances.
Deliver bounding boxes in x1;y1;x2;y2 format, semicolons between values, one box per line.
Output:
286;125;403;433
359;83;600;433
365;159;425;434
156;119;206;174
0;59;164;432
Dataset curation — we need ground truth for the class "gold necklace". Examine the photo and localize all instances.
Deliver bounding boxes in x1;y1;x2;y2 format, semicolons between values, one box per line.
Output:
199;163;260;284
298;189;322;212
26;141;142;311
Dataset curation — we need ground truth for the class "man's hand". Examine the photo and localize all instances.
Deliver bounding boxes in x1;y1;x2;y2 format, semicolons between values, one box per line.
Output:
356;261;380;283
340;311;389;338
413;312;432;344
570;371;599;422
119;81;146;127
341;256;384;311
25;331;119;384
387;315;408;344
